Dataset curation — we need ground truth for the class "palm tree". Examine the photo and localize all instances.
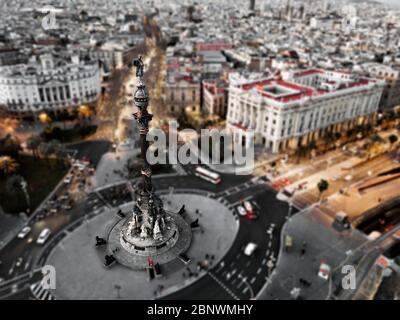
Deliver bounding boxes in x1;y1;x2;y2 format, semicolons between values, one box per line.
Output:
6;174;30;210
323;132;334;151
307;140;317;159
27;135;42;159
52;141;67;167
0;156;19;176
0;134;21;157
295;145;308;163
369;134;384;144
317;179;329;201
38;142;52;162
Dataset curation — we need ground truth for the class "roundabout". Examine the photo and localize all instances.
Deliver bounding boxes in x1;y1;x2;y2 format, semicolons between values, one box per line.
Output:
45;193;238;300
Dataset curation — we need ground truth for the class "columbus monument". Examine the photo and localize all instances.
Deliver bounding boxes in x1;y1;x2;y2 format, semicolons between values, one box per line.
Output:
105;56;192;270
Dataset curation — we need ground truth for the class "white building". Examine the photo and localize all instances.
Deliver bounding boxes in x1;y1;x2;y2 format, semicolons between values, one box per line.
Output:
226;69;385;153
0;54;101;115
361;63;400;111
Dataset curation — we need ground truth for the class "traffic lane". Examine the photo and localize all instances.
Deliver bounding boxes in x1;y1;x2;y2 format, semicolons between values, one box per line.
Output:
153;173;252;194
225;183;267;204
0;201;89;280
160;273;233;300
214;187;291;299
162;186;290;299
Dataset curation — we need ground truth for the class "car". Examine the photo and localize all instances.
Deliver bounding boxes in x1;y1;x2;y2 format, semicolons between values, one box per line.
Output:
244;242;258;256
59;195;69;201
318;262;331;280
63;175;72;184
344;175;353;182
237;205;247;217
27;237;33;244
37;228;51;245
276;187;294;202
243;200;254;214
15;257;23;267
267;224;276;235
17;226;31;239
245;213;258;221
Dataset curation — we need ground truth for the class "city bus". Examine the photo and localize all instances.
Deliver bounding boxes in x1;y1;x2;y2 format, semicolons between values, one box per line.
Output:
194;166;221;184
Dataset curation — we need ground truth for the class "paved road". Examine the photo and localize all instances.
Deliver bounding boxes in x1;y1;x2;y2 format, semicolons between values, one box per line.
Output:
161;184;295;300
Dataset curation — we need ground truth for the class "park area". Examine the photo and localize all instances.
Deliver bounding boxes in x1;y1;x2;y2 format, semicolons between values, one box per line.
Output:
0;155;69;215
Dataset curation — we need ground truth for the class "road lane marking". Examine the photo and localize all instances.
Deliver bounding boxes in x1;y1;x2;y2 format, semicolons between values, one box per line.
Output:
207;271;239;300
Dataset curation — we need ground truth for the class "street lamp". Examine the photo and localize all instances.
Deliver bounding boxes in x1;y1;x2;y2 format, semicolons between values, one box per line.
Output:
38;112;50;124
20;177;31;212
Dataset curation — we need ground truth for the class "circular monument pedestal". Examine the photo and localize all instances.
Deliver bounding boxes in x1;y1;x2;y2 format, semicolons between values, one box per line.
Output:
107;212;192;270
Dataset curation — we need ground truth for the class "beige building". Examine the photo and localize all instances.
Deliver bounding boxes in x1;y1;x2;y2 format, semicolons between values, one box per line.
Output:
226;69;385;153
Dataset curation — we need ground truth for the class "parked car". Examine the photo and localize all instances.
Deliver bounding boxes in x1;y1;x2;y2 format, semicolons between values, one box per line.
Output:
37;228;51;245
17;226;31;239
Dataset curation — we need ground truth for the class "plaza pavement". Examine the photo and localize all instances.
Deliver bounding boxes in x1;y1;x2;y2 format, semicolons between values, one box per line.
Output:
258;205;368;300
90;149;140;189
46;193;238;300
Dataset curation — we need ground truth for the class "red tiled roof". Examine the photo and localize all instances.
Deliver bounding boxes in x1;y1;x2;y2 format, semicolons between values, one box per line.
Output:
293;69;324;77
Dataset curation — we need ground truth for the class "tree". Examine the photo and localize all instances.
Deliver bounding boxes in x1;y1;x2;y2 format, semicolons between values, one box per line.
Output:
307;140;317;158
323;132;335;151
369;134;384;144
317;179;329;201
388;134;398;148
0;156;19;176
27;135;42;159
38;142;52;161
0;134;21;157
6;174;30;210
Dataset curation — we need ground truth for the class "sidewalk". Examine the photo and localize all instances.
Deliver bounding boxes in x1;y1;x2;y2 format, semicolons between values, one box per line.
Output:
257;206;367;300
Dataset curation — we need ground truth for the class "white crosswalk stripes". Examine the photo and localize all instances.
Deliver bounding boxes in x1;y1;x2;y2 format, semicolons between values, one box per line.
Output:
207;271;240;300
30;282;55;300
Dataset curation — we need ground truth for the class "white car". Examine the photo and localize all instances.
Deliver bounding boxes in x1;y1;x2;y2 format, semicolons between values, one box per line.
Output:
318;262;331;280
17;226;31;239
243;201;253;213
344;175;353;182
63;175;72;184
37;228;51;245
244;242;258;256
15;257;23;267
267;224;276;235
237;205;247;217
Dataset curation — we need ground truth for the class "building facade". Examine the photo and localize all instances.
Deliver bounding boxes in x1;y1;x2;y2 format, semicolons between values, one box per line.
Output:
362;63;400;111
202;80;227;117
0;54;101;116
164;57;201;115
226;69;385;153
